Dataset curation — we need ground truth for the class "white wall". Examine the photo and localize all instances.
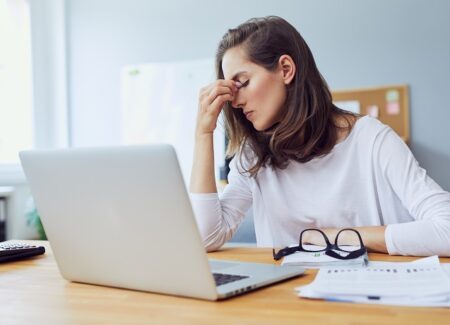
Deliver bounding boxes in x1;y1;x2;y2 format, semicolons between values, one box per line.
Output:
67;0;450;190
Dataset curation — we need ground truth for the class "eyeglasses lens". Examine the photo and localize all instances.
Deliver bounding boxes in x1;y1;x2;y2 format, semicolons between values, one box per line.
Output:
301;229;328;252
336;230;362;253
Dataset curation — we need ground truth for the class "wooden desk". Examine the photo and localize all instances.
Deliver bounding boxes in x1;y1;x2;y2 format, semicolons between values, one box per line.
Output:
1;241;449;324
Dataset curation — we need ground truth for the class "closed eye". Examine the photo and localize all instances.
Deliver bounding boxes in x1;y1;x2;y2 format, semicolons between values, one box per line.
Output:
239;80;249;88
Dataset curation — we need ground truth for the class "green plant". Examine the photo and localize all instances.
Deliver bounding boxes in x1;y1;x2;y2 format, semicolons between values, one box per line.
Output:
25;198;47;240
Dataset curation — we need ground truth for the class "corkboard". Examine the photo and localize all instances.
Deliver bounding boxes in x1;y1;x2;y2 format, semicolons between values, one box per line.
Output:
332;85;410;143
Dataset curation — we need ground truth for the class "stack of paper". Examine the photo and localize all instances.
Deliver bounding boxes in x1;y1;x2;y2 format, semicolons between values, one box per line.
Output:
296;256;450;307
281;245;368;268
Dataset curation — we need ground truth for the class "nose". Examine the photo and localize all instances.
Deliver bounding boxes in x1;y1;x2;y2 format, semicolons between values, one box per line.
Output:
231;91;245;110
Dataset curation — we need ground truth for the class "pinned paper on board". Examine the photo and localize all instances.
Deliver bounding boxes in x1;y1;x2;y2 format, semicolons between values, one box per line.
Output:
386;89;400;102
366;105;379;118
386;102;401;115
385;89;401;115
334;100;360;114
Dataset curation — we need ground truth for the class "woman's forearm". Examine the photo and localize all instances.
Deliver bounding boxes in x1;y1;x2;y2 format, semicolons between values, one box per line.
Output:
191;79;236;194
189;133;217;193
352;226;387;253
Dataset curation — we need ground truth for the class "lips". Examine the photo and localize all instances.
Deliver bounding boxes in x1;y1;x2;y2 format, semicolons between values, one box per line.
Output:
244;111;254;120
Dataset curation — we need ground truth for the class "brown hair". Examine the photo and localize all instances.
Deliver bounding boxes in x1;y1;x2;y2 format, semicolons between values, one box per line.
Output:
216;16;355;176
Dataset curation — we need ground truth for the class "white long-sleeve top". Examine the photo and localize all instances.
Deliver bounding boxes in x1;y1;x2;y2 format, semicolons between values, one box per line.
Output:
190;116;450;256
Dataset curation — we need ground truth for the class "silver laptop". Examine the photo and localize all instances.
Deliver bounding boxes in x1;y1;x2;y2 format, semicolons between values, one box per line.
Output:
19;144;304;300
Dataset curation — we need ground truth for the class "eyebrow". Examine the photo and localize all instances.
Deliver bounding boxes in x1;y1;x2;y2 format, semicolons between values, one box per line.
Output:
230;71;248;81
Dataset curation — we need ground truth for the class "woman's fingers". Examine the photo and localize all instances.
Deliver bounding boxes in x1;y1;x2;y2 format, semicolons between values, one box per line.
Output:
196;79;238;135
206;86;234;105
200;80;236;100
209;93;233;115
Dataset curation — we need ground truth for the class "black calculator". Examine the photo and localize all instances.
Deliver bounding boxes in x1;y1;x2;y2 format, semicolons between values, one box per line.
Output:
0;242;46;263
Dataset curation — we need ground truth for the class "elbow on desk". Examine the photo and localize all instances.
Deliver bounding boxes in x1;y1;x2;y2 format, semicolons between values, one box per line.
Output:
387;218;450;257
205;243;222;253
429;217;450;257
196;219;233;253
199;229;230;253
202;236;226;252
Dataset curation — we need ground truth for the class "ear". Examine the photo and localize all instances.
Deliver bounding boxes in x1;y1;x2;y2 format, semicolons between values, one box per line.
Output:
278;54;296;85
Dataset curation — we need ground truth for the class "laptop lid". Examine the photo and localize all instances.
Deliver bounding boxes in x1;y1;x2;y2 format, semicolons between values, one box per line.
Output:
20;144;219;300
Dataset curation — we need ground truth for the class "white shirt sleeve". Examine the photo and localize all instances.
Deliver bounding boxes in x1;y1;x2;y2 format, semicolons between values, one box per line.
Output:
375;128;450;256
190;155;253;252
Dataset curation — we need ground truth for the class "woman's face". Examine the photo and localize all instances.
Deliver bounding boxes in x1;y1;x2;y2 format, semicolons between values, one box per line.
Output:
222;46;287;131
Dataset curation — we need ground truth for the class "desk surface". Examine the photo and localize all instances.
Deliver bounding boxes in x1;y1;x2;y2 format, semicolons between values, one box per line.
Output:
1;241;449;324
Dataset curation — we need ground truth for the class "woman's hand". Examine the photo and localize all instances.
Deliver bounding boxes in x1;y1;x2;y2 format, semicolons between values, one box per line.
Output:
196;80;238;137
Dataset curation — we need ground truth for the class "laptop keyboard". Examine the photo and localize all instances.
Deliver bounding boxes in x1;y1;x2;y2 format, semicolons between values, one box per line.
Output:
213;273;249;286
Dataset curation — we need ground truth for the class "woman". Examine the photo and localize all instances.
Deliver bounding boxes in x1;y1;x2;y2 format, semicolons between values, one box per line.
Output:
189;16;450;256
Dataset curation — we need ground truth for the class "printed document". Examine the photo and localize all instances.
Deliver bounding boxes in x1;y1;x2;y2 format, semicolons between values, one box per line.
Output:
296;256;450;307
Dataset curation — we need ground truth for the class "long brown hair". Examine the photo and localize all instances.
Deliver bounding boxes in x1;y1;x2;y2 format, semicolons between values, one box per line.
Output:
216;16;355;176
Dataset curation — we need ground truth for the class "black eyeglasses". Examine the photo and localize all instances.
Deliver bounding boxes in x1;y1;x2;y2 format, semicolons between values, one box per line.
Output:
272;228;367;261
